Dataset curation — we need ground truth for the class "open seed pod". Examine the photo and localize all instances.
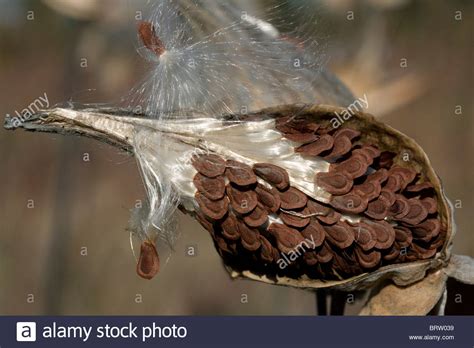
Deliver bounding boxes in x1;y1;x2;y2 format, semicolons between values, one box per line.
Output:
187;104;455;294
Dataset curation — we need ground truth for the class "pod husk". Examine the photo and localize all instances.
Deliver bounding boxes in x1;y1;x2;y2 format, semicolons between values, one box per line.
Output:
227;104;455;292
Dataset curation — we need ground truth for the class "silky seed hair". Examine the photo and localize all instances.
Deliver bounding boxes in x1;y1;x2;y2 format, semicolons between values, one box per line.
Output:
125;0;333;250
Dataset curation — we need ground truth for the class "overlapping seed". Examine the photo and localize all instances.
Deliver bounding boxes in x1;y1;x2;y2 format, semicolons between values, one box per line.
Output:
190;116;445;280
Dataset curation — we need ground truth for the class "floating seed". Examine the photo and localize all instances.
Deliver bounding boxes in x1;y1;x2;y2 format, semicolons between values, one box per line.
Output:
136;241;160;280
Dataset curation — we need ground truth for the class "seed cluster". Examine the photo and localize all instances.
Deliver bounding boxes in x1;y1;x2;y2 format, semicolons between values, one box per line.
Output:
191;116;445;280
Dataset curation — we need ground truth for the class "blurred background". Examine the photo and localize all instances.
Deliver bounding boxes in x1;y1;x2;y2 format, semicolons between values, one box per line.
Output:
0;0;472;315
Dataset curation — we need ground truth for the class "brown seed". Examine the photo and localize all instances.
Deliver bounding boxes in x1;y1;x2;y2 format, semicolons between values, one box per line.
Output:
364;220;395;250
354;247;381;269
221;213;241;241
239;222;261;251
295;134;334;156
195;192;229;220
411;242;437;259
193;174;226;200
378;151;396;169
138;21;166;57
215;235;235;255
331;154;368;179
244;203;269;228
226;185;258;214
394;226;413;248
361;145;381;159
225;160;257;186
406;182;434;193
322;135;352;160
389;166;417;190
284;132;319;143
306;199;331;216
300;220;325;248
268;223;306;254
259;236;274;263
253;163;290;191
383;244;401;261
316;209;342;225
351;223;376;251
280;187;308;210
364;195;390;220
367;168;389;184
330;193;368;214
413;218;441;241
379;189;396;206
399;199;428;225
280;209;311;228
389;195;410;219
192;154;226;178
324;221;354;249
136;241;160;280
421;197;437;214
315;171;353;195
255;184;281;213
333;127;360;141
303;251;319;266
352;180;381;201
384;174;403;192
316;242;334;263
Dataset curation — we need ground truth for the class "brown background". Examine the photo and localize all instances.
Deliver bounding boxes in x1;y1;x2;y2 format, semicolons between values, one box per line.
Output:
0;0;472;315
